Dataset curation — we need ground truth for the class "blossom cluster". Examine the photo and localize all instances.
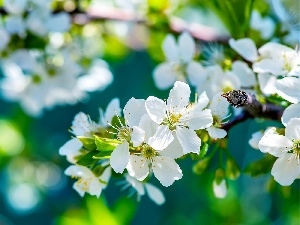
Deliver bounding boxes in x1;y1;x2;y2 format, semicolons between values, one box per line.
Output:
59;81;232;203
0;0;113;116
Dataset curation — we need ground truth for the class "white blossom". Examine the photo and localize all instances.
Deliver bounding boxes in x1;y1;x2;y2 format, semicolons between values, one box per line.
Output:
153;32;206;89
145;81;213;154
213;179;227;199
258;118;300;186
250;10;275;39
64;165;111;198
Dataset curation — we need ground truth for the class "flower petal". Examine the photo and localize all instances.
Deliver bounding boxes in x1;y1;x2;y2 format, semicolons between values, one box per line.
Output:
162;34;179;62
125;174;145;196
153;62;177;90
88;178;103;198
110;142;130;173
152;156;182;187
101;98;121;126
124;97;147;127
213;179;227;199
229;38;258;62
178;32;195;63
207;127;227;139
145;183;165;205
257;73;277;96
258;134;293;157
131;126;145;147
160;134;184;159
59;138;82;156
145;96;166;124
210;93;229;118
127;155;149;181
281;104;300;126
184;109;213;130
138;114;159;142
248;131;264;149
186;61;207;86
285;118;300;141
176;127;201;154
275;77;300;104
148;125;174;150
167;81;190;114
271;153;300;186
231;61;256;87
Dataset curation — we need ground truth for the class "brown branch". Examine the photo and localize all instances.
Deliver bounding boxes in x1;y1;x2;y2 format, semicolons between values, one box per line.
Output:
0;7;229;42
221;90;284;130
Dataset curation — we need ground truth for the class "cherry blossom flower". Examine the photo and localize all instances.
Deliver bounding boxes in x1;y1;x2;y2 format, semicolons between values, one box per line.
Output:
258;118;300;186
145;81;213;154
153;32;206;90
64;165;111;198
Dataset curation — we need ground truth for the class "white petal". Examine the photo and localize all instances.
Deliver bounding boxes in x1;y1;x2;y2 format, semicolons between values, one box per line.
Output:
178;32;195;62
195;91;210;111
153;63;177;90
125;175;145;195
275;77;300;104
124;98;147;127
73;182;85;197
71;112;92;136
160;134;184;159
253;58;284;75
162;34;179;62
131;126;145;147
145;183;165;205
65;165;93;178
110;142;130;173
167;81;190;114
257;73;277;96
281;104;300;126
101;98;121;126
248;131;263;149
210;93;229;118
145;96;166;124
258;134;293;157
59;138;82;156
228;38;258;62
186;61;208;87
285;118;300;141
213;179;227;199
88;178;103;198
148;125;174;150
152;156;182;187
207;127;227;139
176;127;201;154
271;153;300;186
258;42;293;58
231;61;256;87
184;109;213;130
138;114;159;142
127;155;149;181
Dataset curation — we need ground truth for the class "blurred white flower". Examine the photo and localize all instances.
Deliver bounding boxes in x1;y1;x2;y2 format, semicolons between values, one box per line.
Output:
5;16;26;37
153;32;206;89
258;118;300;186
0;28;10;51
4;0;28;15
65;165;111;197
250;10;275;39
213;179;227;199
124;175;165;205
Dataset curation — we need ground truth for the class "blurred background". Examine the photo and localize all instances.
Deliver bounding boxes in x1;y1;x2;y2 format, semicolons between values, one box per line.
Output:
0;0;299;224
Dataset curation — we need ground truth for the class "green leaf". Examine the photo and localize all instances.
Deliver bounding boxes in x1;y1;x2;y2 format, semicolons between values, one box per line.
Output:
94;136;120;151
93;151;112;159
77;136;97;150
244;154;276;177
76;150;99;167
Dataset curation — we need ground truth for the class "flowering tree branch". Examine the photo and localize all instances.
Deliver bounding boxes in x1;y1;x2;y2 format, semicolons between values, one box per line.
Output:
221;90;284;131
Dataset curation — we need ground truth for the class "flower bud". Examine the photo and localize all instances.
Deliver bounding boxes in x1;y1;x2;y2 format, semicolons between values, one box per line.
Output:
193;157;211;175
226;157;240;180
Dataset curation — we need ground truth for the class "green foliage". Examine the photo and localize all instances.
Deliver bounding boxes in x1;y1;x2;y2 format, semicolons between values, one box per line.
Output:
94;136;120;151
203;0;254;38
244;154;276;177
76;150;100;167
77;136;97;151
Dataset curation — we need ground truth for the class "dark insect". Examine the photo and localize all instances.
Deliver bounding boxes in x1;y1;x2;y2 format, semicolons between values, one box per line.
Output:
221;90;248;108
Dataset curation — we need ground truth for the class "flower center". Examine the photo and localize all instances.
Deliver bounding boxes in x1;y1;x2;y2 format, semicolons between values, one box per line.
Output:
163;113;182;130
117;127;132;143
32;74;42;84
282;53;293;72
212;115;222;128
292;140;300;156
171;62;187;80
141;144;158;159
